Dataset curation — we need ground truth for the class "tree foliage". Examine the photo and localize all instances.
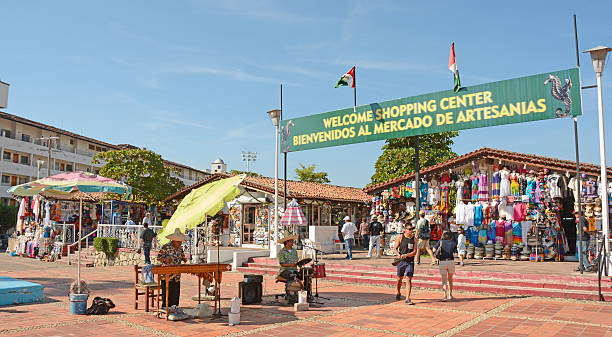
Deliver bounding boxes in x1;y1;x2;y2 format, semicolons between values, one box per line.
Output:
295;163;330;183
370;132;459;185
230;169;261;177
93;149;185;205
0;204;18;234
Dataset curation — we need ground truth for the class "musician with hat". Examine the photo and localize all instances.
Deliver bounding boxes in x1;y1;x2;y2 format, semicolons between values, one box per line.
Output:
278;230;299;281
157;228;189;309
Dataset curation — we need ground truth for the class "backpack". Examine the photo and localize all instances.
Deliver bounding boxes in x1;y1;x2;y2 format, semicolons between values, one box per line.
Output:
86;297;115;315
418;219;431;239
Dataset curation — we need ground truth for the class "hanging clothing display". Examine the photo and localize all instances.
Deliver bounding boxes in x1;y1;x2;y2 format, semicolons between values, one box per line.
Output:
500;169;511;197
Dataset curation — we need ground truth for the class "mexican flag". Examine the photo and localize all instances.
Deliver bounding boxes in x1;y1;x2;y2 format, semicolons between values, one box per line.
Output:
335;66;356;88
448;43;461;92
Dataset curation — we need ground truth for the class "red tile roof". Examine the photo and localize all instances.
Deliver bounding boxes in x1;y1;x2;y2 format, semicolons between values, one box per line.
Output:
364;147;612;194
164;172;370;204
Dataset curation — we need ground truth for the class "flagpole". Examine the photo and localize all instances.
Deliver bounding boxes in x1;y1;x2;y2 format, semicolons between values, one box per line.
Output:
353;67;357;112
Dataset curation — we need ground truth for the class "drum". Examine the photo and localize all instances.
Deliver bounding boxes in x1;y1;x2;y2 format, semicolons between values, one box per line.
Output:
301;266;313;278
313;263;326;278
286;279;303;292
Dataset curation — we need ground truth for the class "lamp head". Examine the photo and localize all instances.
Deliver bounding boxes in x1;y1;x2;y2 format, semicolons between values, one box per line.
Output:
267;109;281;127
583;46;612;74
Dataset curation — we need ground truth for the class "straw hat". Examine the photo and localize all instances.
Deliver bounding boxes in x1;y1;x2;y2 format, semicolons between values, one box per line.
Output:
278;230;298;244
165;228;189;242
377;215;385;222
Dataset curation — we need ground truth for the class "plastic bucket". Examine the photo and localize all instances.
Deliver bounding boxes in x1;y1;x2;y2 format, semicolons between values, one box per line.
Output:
69;293;89;315
228;312;240;325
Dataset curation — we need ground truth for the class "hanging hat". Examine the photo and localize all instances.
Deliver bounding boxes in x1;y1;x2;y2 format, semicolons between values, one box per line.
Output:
377;215;385;222
278;230;298;244
165;228;189;242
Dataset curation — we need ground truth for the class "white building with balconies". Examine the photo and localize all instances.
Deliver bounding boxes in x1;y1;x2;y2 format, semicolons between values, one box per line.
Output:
0;111;210;205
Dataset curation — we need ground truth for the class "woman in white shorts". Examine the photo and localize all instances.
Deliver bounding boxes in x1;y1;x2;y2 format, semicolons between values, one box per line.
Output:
433;231;457;301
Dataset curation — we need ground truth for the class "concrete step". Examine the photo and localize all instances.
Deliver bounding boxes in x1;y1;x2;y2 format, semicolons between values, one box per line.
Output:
240;264;611;292
247;257;612;286
236;266;612;302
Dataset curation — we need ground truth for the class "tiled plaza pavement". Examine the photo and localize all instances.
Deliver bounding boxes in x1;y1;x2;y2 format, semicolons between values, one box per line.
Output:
1;254;611;337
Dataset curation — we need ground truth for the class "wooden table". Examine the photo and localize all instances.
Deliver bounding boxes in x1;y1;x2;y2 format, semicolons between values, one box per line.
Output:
151;263;231;320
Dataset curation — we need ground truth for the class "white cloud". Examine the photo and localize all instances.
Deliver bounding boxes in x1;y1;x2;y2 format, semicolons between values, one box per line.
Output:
168;65;289;85
188;0;320;24
142;79;161;89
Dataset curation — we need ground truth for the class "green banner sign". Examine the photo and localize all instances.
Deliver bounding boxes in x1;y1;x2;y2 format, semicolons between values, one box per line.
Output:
280;68;581;152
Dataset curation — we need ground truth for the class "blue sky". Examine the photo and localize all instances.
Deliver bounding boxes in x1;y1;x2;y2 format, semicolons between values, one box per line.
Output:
1;1;612;188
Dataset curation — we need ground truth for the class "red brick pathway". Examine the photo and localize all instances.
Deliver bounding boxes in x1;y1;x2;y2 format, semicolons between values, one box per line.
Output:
1;255;611;337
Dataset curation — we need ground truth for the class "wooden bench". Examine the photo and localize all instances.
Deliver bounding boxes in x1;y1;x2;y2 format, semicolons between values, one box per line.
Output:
134;265;159;312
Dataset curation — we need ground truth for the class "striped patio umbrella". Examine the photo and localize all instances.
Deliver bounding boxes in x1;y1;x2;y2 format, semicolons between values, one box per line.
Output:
8;171;131;294
8;171;131;198
280;198;307;226
158;174;245;245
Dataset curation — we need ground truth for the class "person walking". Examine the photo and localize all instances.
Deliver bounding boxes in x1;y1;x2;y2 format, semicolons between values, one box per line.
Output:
393;224;418;304
433;231;458;301
359;217;370;249
139;222;157;264
575;213;594;272
341;216;358;260
457;226;466;266
416;210;437;265
367;215;384;258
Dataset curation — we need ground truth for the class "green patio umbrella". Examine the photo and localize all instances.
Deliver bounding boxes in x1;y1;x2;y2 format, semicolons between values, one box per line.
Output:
158;174;245;245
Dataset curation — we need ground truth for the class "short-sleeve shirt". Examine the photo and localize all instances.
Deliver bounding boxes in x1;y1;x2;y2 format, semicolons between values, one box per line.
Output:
434;240;457;260
157;242;185;281
278;247;298;273
140;228;157;244
369;221;383;236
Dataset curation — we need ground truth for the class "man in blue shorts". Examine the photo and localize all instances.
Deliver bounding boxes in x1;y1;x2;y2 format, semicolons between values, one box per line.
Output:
393;224;419;304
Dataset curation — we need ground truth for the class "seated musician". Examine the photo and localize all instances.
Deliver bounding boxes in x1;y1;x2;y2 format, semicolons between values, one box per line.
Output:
157;228;188;309
278;230;299;281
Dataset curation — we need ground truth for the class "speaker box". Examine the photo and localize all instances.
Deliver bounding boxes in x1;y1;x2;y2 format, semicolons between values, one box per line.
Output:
243;274;263;283
239;281;262;305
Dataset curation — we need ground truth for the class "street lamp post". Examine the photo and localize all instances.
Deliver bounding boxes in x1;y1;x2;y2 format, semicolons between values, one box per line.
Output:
36;160;45;179
267;109;281;258
584;45;612;273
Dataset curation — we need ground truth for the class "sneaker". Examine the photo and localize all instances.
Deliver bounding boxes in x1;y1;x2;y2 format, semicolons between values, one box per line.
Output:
395;293;402;300
366;255;371;258
405;299;415;305
441;297;447;302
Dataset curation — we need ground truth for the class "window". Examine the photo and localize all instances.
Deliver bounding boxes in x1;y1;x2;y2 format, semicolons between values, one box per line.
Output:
89;144;95;150
55;162;59;170
18;177;27;185
3;152;10;161
20;156;29;165
96;146;101;152
21;134;31;142
70;139;74;145
1;129;10;138
1;175;10;184
217;165;221;169
60;163;65;171
66;164;73;172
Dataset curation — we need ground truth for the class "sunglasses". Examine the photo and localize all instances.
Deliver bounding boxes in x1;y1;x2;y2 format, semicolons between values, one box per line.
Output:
405;228;414;231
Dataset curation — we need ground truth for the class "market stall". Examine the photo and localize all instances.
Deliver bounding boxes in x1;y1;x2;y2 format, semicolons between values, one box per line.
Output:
163;172;370;251
365;147;612;261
